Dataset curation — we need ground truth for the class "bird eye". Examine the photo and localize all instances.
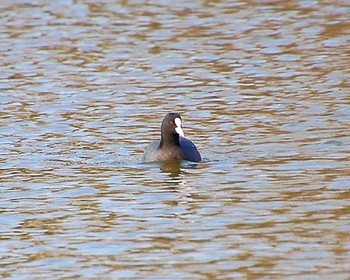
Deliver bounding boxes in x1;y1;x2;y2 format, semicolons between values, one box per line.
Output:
169;120;174;126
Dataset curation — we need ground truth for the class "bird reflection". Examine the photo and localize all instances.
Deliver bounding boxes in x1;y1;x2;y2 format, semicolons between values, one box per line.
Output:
159;160;182;178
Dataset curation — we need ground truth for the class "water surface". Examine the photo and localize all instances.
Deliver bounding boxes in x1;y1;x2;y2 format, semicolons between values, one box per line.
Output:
1;0;349;279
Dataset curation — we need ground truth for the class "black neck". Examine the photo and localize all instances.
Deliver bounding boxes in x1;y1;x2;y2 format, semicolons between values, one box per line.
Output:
160;131;180;148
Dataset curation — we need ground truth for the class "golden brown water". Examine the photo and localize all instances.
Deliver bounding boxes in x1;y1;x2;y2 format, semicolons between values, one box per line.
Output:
1;1;349;279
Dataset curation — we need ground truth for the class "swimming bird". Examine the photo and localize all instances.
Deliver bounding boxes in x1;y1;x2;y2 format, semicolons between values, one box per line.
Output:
142;113;202;162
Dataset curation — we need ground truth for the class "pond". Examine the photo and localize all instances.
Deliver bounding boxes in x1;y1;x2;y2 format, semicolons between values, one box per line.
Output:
1;0;349;278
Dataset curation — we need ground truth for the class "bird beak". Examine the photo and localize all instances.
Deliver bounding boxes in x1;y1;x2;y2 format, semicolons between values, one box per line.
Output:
174;117;185;137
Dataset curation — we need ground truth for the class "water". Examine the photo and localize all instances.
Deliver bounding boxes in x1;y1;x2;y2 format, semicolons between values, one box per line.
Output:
1;0;349;279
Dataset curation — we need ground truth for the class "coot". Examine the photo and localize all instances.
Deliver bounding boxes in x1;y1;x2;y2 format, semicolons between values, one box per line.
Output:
142;113;202;162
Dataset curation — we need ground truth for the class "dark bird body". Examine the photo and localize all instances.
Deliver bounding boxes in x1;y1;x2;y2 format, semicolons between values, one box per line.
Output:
142;113;201;163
